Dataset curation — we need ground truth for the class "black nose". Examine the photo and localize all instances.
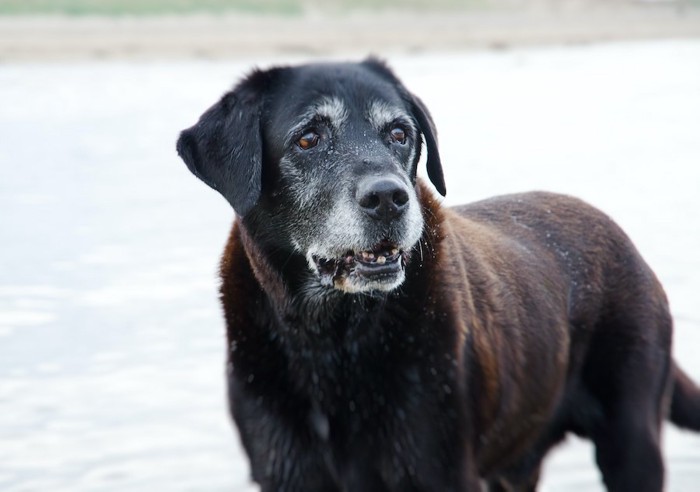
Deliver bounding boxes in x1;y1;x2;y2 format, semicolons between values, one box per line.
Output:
356;177;410;221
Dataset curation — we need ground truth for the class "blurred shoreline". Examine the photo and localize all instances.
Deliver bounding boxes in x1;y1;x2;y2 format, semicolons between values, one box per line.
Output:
1;4;700;61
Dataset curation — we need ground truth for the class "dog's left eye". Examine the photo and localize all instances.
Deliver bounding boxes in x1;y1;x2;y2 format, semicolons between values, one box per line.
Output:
389;127;407;145
297;131;320;150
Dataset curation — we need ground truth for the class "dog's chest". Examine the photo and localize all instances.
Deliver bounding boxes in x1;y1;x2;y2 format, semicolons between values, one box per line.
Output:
300;349;431;458
285;326;400;413
275;305;442;430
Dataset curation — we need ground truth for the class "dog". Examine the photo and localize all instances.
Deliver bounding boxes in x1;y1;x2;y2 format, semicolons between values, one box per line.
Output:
177;58;700;491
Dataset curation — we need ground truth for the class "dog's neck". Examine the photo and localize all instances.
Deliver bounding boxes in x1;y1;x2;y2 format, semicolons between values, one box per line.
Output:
237;223;373;330
229;181;446;334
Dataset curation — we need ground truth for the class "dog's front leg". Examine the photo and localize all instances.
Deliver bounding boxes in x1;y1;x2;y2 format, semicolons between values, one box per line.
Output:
400;444;482;492
230;379;339;492
339;440;480;492
379;396;482;492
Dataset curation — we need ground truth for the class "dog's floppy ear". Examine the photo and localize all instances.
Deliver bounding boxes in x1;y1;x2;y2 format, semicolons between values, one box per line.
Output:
176;69;277;216
408;94;446;197
361;57;446;197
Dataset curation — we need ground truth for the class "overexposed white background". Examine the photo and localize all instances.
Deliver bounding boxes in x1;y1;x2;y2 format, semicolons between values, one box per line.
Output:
1;40;699;491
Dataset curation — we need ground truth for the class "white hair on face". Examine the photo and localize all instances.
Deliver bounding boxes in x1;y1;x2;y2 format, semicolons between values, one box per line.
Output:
315;96;349;128
287;96;349;143
366;100;409;131
305;196;367;263
402;186;424;248
366;100;418;167
303;182;424;281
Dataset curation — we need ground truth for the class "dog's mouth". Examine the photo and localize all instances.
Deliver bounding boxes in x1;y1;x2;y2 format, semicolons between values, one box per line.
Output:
311;240;407;292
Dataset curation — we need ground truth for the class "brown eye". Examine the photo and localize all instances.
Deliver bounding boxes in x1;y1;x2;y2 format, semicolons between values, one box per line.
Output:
297;131;320;150
390;127;406;144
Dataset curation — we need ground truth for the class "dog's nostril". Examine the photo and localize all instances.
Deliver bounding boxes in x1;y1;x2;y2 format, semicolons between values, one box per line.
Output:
393;189;409;207
359;193;381;211
356;177;410;221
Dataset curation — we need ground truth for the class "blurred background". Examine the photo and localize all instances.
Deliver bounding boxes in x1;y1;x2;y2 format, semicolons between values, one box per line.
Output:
1;0;700;58
1;1;699;491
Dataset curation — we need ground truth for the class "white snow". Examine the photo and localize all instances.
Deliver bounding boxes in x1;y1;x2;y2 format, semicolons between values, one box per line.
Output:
1;40;699;491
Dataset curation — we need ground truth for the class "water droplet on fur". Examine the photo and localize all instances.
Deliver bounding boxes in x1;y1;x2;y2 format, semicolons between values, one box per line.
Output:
309;408;330;441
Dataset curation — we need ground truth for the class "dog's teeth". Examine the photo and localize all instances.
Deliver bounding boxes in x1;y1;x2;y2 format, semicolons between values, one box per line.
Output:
391;248;399;256
367;253;375;260
361;251;370;259
376;255;386;264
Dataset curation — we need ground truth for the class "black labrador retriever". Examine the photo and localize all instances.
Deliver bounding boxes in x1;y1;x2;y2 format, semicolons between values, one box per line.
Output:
177;58;700;491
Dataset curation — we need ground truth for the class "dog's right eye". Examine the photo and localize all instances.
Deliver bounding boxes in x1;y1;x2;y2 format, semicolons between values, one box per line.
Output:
389;127;407;145
297;131;320;150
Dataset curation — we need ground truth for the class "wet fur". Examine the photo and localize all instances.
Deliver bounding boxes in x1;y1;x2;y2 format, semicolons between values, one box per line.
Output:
177;59;700;491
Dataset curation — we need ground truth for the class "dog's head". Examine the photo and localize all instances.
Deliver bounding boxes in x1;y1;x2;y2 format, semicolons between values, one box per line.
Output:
177;58;445;294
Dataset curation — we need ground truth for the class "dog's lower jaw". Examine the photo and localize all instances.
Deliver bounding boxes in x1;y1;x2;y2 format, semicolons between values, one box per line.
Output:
307;248;410;294
311;260;408;294
334;269;406;294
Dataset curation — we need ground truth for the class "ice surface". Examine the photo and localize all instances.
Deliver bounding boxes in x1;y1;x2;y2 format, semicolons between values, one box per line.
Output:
1;41;699;491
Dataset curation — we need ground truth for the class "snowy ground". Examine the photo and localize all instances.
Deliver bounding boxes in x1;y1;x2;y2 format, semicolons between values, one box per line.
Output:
1;40;699;491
